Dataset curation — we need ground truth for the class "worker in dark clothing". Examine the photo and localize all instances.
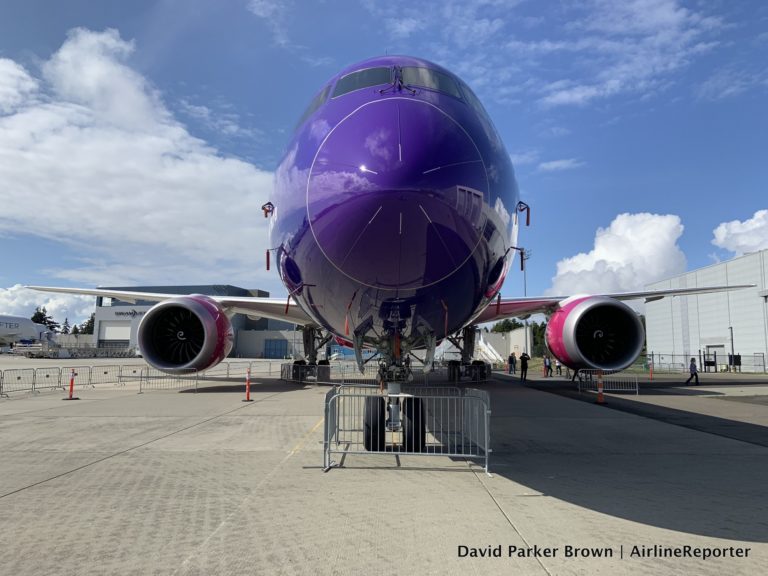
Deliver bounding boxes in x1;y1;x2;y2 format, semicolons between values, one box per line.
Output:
519;352;530;382
685;357;699;385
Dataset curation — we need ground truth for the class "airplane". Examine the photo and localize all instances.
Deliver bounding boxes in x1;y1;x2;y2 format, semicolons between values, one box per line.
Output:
0;314;51;347
29;55;751;446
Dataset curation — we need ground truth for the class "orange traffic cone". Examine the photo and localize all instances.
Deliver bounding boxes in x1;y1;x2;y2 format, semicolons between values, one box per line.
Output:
596;370;605;405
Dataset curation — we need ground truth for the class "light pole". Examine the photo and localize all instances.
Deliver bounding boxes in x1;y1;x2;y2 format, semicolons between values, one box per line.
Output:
521;248;532;354
729;326;735;372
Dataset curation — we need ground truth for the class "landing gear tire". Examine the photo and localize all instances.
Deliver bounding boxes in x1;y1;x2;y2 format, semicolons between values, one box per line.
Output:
471;359;486;381
364;396;386;452
402;397;425;452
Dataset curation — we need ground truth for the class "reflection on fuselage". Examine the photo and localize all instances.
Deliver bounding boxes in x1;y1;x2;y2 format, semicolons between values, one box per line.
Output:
272;56;519;353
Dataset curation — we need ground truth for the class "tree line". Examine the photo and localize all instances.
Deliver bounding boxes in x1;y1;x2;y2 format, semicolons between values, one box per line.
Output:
31;307;95;335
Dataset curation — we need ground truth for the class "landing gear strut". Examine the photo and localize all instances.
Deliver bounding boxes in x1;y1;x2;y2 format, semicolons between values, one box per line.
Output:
446;326;477;381
300;326;332;365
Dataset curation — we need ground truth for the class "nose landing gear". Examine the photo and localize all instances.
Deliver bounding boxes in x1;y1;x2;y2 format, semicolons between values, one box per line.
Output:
363;381;426;453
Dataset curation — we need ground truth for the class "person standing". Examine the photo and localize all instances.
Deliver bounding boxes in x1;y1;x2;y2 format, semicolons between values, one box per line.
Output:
519;352;530;382
544;355;553;377
508;352;517;375
555;359;562;375
685;357;699;385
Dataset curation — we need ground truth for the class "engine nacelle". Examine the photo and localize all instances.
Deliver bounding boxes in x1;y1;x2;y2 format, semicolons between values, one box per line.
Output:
137;295;233;373
545;296;644;372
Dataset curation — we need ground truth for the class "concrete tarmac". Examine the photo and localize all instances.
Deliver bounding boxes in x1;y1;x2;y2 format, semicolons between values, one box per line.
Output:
1;362;767;575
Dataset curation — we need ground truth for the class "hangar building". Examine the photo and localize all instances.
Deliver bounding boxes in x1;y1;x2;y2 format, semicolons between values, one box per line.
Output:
94;285;297;358
645;249;768;372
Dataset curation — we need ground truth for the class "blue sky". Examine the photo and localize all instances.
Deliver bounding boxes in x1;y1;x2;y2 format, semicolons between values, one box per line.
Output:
1;0;767;323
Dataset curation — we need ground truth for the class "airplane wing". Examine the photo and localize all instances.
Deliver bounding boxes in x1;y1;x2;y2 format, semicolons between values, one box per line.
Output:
474;284;755;324
25;286;316;326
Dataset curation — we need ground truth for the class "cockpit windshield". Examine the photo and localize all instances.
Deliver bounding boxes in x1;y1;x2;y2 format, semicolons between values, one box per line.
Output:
295;84;331;131
332;67;392;98
401;67;462;99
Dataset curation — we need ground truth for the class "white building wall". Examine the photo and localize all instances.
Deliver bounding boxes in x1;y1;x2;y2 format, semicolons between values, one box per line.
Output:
484;327;530;358
646;250;768;369
94;305;150;347
729;253;765;355
645;279;674;354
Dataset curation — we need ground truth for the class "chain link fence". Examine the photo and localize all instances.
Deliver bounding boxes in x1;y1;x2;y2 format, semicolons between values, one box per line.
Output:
644;352;766;374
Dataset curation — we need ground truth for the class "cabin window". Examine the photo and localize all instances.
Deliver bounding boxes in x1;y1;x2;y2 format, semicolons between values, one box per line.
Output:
332;67;392;98
401;67;462;99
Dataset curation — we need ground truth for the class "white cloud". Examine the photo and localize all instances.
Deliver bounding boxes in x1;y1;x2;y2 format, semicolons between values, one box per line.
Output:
538;158;585;172
548;213;687;296
712;209;768;256
538;0;724;107
362;0;728;109
0;58;38;113
0;285;94;324
178;99;260;138
246;0;332;67
509;150;539;166
0;28;282;294
247;0;291;47
385;17;426;39
697;68;766;101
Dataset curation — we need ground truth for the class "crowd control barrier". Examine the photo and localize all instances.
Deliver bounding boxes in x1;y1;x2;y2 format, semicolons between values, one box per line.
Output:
577;370;639;395
323;384;491;474
0;361;284;397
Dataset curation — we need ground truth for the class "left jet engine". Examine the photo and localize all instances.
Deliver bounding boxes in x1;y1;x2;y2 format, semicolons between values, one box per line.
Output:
137;296;233;373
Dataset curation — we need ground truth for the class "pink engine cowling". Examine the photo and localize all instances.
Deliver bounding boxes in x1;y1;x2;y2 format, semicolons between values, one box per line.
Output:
545;296;644;372
137;295;233;373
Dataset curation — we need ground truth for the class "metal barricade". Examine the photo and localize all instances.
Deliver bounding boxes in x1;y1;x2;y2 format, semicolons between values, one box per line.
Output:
225;362;252;379
324;385;491;474
34;367;63;391
139;367;198;393
119;365;144;384
68;366;94;388
200;362;229;378
90;365;122;386
249;361;274;377
577;370;638;395
1;369;36;394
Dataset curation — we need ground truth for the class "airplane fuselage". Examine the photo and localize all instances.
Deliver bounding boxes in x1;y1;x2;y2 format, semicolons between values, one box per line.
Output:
272;56;519;353
0;315;49;346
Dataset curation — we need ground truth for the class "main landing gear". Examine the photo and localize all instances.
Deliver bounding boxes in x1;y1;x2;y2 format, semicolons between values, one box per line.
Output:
363;389;425;453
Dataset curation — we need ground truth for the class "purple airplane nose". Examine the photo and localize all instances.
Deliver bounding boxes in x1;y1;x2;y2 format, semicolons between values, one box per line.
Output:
307;98;489;291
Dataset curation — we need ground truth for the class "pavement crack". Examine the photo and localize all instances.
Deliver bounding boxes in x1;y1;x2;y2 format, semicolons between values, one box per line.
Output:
471;465;554;576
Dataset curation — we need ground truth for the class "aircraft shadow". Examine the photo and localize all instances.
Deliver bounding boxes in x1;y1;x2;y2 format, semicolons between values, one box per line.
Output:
482;378;768;542
178;381;309;394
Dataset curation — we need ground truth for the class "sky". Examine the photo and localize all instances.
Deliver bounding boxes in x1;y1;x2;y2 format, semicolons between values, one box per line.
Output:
0;0;766;324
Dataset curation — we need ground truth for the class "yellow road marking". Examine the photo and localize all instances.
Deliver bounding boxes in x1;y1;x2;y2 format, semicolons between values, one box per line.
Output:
289;416;324;455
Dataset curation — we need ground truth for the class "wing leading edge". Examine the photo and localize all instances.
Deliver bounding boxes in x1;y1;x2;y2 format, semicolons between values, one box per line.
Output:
25;286;316;326
474;284;756;325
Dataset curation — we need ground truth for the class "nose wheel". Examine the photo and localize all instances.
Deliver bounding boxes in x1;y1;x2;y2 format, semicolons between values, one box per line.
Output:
363;390;425;453
363;396;386;451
